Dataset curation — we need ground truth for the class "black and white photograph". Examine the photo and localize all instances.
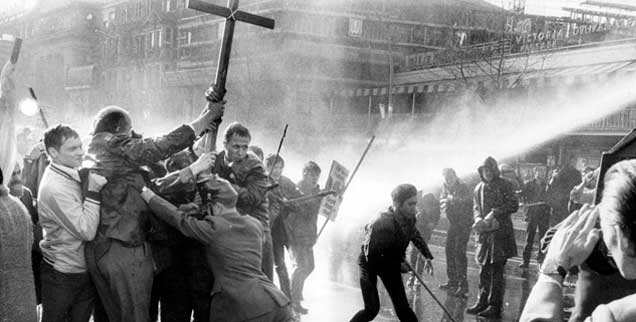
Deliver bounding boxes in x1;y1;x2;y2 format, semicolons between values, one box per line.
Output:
1;0;636;321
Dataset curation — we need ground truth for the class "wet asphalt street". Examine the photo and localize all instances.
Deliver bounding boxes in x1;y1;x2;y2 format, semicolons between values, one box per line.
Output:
296;239;574;322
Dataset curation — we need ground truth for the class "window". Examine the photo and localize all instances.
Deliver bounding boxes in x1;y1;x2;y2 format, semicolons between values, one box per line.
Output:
165;27;173;47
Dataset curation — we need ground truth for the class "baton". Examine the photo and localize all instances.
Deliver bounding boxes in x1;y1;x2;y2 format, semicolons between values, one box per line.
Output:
268;124;288;176
404;261;458;322
315;135;375;241
10;38;22;64
27;87;49;128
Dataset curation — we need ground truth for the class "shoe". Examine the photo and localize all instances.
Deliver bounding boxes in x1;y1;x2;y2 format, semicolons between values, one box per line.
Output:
439;282;457;290
292;302;308;315
519;263;529;269
466;302;488;315
477;306;501;318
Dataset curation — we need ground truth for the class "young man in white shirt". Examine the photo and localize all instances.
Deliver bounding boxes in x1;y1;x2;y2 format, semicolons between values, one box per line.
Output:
38;124;107;322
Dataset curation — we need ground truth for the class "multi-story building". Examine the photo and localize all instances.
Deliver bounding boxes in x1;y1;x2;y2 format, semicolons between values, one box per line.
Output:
0;0;507;137
163;0;509;138
0;0;102;129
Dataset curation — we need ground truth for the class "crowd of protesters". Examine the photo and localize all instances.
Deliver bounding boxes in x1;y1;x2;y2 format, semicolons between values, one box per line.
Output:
2;52;636;322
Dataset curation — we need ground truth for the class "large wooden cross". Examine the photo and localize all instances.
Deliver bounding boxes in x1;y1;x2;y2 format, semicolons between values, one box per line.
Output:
188;0;275;150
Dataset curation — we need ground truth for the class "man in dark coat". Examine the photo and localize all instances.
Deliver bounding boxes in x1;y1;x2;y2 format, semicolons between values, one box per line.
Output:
149;151;215;322
349;183;434;322
519;167;550;268
546;157;581;226
287;161;322;314
141;176;294;322
439;168;473;297
266;154;300;299
466;156;519;318
212;122;273;280
84;103;222;322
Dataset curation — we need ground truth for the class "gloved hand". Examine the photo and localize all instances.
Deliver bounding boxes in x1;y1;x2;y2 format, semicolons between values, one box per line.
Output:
87;172;107;193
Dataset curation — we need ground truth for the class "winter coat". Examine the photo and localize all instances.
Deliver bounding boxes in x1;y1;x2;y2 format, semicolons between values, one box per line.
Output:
363;207;433;265
0;186;37;321
521;179;550;222
146;193;289;322
86;125;195;252
285;179;321;247
440;180;473;230
267;175;301;244
546;165;581;211
213;151;269;227
473;157;519;265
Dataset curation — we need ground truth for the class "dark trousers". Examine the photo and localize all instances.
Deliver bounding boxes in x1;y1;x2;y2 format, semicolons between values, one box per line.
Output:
272;231;291;298
290;243;315;303
262;229;275;281
33;250;42;304
477;261;506;308
569;264;636;322
522;214;549;265
185;243;213;322
40;261;96;322
150;266;191;322
445;226;470;287
350;253;418;322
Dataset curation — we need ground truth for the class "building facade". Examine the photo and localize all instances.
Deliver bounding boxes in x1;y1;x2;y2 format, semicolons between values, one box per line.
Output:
0;0;506;136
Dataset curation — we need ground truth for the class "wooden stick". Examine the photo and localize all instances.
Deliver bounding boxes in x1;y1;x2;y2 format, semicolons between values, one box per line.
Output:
315;136;375;241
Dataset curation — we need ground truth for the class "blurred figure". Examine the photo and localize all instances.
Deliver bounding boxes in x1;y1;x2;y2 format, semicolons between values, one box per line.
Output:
520;160;636;322
17;127;32;156
547;157;582;226
9;162;43;304
519;167;550;268
569;167;598;212
141;177;294;322
265;154;298;299
349;184;434;322
407;192;440;289
499;163;523;192
438;168;473;298
249;145;264;161
287;161;322;314
467;157;519;319
23;140;49;199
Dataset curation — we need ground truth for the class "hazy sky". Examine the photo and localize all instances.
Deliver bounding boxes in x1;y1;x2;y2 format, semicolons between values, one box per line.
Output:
486;0;636;17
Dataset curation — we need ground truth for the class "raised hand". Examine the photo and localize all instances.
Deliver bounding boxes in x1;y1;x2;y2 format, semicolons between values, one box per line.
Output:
542;203;601;270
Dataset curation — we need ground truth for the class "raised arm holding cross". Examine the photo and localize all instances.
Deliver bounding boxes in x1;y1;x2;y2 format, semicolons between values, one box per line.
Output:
188;0;275;151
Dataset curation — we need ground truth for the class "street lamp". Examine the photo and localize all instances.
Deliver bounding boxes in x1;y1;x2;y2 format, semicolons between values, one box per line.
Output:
18;87;50;128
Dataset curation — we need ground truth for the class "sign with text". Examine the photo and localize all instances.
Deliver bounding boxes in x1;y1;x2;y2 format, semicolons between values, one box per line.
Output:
318;160;349;221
